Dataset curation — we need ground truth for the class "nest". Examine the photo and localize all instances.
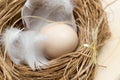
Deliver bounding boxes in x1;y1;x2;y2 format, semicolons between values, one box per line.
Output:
0;0;111;80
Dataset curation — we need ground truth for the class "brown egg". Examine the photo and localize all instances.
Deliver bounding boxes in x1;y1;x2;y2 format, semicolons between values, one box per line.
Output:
40;23;78;59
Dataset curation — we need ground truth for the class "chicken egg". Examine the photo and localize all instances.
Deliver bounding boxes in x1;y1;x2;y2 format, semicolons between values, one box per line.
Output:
40;23;78;59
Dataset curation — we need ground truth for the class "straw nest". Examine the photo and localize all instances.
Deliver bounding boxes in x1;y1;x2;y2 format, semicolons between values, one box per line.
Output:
0;0;111;80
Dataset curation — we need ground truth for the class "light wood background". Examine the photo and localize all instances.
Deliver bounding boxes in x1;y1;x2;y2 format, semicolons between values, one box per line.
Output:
95;0;120;80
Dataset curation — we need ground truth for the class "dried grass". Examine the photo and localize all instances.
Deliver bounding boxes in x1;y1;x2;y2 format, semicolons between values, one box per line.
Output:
0;0;111;80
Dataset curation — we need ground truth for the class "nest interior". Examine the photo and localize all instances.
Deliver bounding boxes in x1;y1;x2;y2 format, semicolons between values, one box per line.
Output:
0;0;111;80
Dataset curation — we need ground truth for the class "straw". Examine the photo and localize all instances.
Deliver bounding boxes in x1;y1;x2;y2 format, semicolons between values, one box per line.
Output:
0;0;111;80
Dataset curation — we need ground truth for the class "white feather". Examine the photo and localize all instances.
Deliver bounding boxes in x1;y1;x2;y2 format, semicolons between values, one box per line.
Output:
1;28;48;70
22;0;77;31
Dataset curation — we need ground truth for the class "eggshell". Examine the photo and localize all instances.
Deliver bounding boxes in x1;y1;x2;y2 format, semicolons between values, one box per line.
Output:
40;23;78;59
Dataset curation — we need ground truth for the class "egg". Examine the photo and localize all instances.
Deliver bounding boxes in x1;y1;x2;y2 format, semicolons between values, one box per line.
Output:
40;23;78;59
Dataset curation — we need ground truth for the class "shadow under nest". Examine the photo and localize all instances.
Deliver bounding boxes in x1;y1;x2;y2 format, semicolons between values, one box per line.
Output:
0;0;111;80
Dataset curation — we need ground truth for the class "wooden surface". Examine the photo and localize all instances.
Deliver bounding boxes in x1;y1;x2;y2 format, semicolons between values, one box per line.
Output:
95;0;120;80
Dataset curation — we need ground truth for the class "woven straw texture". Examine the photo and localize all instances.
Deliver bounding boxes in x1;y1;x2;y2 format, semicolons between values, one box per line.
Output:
0;0;111;80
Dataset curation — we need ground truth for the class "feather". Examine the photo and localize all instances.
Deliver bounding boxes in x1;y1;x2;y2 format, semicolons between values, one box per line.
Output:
22;0;77;31
1;28;48;70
